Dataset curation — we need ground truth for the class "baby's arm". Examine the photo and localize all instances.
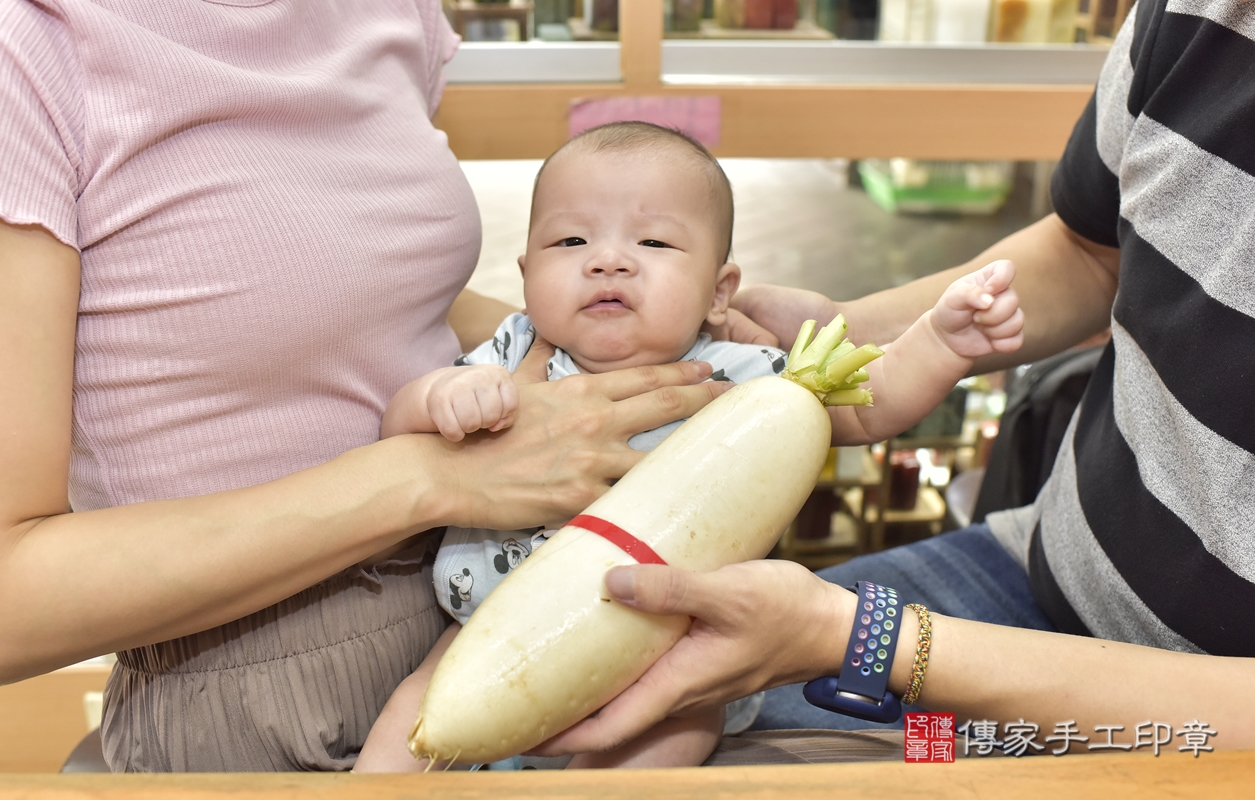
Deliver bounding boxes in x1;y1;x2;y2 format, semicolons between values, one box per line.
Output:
381;365;519;441
355;622;462;773
831;260;1023;444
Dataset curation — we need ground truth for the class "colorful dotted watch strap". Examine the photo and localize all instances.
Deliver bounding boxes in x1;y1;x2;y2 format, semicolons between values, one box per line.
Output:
834;581;902;702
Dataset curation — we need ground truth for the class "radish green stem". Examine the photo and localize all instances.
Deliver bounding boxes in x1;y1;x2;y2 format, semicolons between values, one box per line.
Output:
787;319;816;367
781;316;883;407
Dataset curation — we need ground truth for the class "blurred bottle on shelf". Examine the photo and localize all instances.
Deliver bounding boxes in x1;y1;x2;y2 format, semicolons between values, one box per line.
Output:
888;450;922;511
825;0;1079;41
1046;0;1081;42
794;487;840;539
878;0;929;41
989;0;1049;41
932;0;990;42
745;0;774;26
992;0;1082;42
668;0;704;31
836;0;880;38
775;0;800;28
715;0;746;27
714;0;800;28
590;0;617;32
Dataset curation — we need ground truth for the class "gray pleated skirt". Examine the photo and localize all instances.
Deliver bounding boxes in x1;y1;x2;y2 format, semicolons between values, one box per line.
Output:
101;538;446;772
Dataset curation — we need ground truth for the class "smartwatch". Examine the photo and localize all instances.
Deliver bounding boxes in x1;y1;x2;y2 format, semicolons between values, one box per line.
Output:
802;580;904;723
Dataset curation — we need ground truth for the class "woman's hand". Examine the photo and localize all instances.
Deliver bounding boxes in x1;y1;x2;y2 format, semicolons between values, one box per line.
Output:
729;285;844;350
701;307;780;348
429;345;733;532
530;561;855;756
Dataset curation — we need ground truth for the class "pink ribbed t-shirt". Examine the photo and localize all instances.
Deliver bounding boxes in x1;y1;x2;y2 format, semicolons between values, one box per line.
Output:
1;0;481;510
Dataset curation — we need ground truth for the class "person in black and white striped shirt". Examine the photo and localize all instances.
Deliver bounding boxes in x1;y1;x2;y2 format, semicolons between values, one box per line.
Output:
527;0;1255;756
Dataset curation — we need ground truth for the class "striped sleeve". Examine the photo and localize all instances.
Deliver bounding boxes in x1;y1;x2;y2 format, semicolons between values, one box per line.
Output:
0;0;82;248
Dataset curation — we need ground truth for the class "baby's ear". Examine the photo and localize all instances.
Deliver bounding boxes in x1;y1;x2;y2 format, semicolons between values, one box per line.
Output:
517;254;527;277
705;262;742;327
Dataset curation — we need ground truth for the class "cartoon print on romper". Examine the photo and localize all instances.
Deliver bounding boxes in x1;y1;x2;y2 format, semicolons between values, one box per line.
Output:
449;568;473;611
493;538;530;574
490;330;512;361
762;349;786;374
492;529;553;575
530;529;550;550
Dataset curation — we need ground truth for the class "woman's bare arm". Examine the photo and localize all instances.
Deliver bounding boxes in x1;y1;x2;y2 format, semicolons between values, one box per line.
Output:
0;222;729;684
447;288;518;353
0;223;457;681
733;213;1121;374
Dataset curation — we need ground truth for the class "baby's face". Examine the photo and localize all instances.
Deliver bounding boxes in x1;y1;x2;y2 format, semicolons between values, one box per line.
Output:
520;146;737;374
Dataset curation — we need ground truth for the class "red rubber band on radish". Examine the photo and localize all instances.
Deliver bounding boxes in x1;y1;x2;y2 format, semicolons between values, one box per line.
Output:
569;514;668;565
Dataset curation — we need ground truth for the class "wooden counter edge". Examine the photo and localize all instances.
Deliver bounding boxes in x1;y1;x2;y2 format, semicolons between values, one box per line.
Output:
0;748;1250;799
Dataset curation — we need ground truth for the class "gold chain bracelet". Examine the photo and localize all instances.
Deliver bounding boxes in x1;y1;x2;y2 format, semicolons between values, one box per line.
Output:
902;603;932;706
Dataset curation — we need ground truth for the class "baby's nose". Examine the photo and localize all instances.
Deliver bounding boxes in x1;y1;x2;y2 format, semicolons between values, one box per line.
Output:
586;245;636;275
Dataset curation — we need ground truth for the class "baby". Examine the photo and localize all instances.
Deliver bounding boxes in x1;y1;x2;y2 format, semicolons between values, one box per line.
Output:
354;122;1023;772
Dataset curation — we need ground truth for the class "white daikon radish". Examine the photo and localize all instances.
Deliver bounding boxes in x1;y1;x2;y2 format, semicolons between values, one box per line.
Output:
409;317;883;765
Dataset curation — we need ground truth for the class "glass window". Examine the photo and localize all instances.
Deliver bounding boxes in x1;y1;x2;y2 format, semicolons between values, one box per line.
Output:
442;1;620;83
659;0;1114;85
661;0;1126;43
443;1;620;43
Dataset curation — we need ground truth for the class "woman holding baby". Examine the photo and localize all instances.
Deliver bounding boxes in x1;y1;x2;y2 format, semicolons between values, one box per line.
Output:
0;0;727;771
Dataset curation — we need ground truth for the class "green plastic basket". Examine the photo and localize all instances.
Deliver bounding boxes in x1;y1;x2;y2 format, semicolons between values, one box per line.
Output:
859;159;1013;215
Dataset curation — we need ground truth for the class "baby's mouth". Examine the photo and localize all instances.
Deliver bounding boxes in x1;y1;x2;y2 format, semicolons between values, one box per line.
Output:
583;292;631;311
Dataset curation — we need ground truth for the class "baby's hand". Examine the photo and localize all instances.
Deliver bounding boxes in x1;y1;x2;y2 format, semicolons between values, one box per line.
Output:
931;260;1024;359
427;364;519;442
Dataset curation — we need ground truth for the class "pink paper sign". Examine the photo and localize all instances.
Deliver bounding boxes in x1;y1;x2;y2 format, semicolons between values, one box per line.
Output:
568;95;721;147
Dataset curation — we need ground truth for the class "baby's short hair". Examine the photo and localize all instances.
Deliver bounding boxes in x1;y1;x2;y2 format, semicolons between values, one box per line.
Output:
533;121;734;264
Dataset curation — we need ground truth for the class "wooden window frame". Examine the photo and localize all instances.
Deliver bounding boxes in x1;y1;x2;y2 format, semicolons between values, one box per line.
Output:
437;0;1093;161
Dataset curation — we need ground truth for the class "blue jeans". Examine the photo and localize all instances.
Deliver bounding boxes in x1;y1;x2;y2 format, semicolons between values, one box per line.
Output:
750;524;1056;731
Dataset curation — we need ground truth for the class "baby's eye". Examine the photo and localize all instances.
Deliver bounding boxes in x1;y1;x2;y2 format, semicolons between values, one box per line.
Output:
639;239;669;249
556;237;586;247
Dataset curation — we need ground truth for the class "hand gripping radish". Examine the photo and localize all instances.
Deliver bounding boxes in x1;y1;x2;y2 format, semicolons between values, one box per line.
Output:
408;317;882;766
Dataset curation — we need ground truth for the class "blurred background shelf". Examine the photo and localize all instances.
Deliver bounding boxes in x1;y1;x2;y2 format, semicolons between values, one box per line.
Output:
667;18;836;39
843;484;947;526
772;378;1002;569
449;1;534;41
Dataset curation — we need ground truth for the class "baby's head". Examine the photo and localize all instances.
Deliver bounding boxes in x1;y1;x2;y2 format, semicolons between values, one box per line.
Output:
519;121;739;374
